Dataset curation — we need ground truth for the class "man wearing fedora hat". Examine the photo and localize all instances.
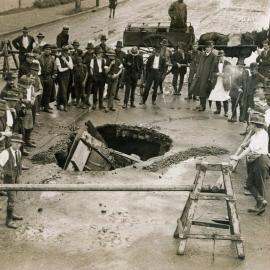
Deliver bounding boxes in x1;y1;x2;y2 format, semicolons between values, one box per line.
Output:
122;46;143;108
90;47;107;110
12;27;35;66
0;133;24;229
56;25;69;49
114;41;126;100
105;48;123;112
83;42;95;106
33;33;46;51
230;114;270;215
95;35;109;58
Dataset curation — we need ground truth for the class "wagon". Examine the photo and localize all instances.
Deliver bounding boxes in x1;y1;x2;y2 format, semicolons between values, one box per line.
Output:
123;21;195;49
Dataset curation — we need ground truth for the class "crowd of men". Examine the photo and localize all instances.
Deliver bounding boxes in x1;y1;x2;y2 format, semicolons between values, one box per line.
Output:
0;0;270;228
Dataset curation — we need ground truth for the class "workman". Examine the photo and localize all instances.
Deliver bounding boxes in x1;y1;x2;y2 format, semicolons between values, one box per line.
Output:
168;0;187;31
0;133;24;229
230;114;270;215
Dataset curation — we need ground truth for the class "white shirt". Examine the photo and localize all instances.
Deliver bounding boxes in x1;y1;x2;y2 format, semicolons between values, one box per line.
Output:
33;41;47;48
0;148;21;167
153;56;160;69
6;109;13;128
22;36;29;49
249;129;269;155
90;58;103;73
55;56;74;72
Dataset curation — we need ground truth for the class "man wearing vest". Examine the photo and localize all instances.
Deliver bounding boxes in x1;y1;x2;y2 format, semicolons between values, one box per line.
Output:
55;46;74;111
0;133;24;229
90;47;107;110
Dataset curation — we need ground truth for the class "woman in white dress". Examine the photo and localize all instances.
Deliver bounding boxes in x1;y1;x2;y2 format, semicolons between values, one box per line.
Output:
208;50;231;117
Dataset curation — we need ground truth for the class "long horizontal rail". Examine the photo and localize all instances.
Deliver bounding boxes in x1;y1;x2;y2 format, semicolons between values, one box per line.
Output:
0;184;221;192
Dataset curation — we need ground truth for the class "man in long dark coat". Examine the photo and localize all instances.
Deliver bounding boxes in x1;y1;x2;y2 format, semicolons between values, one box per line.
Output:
168;0;187;30
56;26;69;49
190;41;217;111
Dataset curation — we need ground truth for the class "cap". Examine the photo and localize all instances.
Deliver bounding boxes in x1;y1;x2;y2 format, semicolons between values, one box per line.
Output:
17;77;30;89
4;72;17;81
130;46;138;55
217;50;225;57
43;44;52;50
10;133;24;144
22;26;29;32
237;58;246;66
116;41;123;48
100;35;107;41
250;114;265;126
205;40;214;47
160;39;168;46
154;45;161;52
106;48;116;56
63;25;69;30
0;99;8;111
86;42;95;50
30;62;40;71
36;32;45;38
72;40;80;46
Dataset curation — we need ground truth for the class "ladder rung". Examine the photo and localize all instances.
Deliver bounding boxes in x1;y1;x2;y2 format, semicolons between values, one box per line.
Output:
179;233;243;241
190;193;235;201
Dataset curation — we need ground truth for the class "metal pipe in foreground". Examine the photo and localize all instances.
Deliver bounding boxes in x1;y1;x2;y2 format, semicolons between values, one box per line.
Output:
0;184;218;192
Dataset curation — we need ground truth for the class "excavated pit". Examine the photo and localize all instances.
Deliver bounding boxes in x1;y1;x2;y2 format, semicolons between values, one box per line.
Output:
96;124;173;161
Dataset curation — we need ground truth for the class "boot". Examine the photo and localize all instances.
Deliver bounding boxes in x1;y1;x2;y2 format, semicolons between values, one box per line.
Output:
257;199;267;215
12;214;23;221
6;209;18;229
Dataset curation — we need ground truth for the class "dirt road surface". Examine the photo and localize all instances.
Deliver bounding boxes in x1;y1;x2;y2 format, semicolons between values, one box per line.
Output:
0;0;270;269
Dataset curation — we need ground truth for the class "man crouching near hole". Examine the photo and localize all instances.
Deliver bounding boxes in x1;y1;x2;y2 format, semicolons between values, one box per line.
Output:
0;134;24;229
230;114;270;215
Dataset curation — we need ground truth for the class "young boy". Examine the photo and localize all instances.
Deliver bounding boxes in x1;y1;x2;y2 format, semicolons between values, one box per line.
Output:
0;133;24;229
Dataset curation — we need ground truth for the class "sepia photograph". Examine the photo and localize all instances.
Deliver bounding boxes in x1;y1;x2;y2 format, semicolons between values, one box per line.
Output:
0;0;269;269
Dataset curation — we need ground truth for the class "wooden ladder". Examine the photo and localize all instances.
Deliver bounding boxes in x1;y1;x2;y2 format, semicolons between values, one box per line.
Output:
173;161;245;259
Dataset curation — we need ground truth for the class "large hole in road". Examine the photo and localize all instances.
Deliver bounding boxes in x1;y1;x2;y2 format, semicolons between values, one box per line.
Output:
32;124;173;171
96;124;173;161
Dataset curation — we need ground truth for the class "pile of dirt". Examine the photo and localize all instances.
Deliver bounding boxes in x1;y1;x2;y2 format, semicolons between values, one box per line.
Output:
143;146;229;172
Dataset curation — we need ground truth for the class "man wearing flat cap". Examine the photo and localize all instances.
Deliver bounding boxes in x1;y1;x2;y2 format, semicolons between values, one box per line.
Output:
12;27;35;66
0;133;24;229
56;25;69;49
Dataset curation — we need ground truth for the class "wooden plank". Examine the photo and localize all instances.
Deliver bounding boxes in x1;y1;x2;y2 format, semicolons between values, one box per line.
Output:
179;233;243;241
177;168;206;255
67;140;91;171
190;194;235;201
196;162;232;172
192;220;229;229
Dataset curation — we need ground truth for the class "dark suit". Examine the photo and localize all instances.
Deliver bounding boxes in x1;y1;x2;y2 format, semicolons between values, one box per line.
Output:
56;32;69;48
143;54;166;103
256;49;270;79
12;34;35;65
123;53;143;105
171;50;188;94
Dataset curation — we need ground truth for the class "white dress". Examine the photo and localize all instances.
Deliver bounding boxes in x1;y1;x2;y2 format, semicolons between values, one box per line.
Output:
208;63;230;102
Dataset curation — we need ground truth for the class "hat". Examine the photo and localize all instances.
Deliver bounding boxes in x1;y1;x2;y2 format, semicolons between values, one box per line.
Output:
205;40;214;47
86;42;94;50
116;41;123;48
95;46;103;54
63;25;69;30
36;32;45;38
250;114;265;126
30;62;40;71
237;58;246;66
106;48;116;56
0;99;8;111
43;44;51;50
130;46;138;55
72;40;80;46
33;47;41;54
17;77;30;89
154;45;161;52
10;133;24;144
4;72;17;81
218;50;225;57
100;35;107;41
160;39;168;46
22;26;29;32
262;39;270;45
250;62;258;70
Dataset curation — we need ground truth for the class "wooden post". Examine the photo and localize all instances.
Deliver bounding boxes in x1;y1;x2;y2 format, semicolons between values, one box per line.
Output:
96;0;100;7
74;0;81;11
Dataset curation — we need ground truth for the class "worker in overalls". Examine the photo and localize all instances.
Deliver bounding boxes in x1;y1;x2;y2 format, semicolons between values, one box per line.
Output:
230;114;270;215
0;133;24;229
